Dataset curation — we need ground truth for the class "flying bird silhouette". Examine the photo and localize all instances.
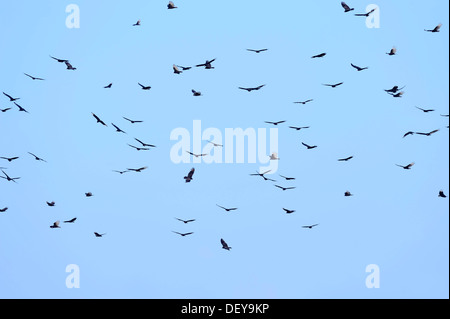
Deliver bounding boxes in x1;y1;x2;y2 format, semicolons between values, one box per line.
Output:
247;49;268;53
207;140;223;147
94;232;106;237
24;73;45;81
351;63;368;71
302;142;317;150
50;221;61;229
65;61;77;70
187;151;207;158
167;1;177;9
127;167;148;173
184;168;195;183
3;92;20;102
221;238;232;251
0;157;19;162
0;170;20;183
269;153;280;160
355;8;376;17
28;152;47;162
1;108;11;113
132;19;141;26
311;53;326;58
175;218;196;224
396;162;415;170
265;120;286;126
280;175;296;181
415;129;440;136
176;65;192;71
14;102;29;113
238;85;266;92
283;208;296;214
46;201;56;207
250;170;276;182
294;99;313;105
275;185;296;191
85;192;93;197
345;191;354;197
173;65;183;74
438;190;447;198
173;231;193;237
403;131;415;138
50;55;68;63
104;83;113;89
192;89;202;96
138;83;151;90
389;91;404;98
385;86;405;94
123;117;143;124
303;224;319;229
92;113;107;126
111;123;126;134
323;82;344;88
127;144;150;151
196;59;216;69
134;138;156;148
64;218;77;223
338;156;354;162
289;126;310;131
425;23;442;32
0;207;8;213
216;205;238;212
386;47;397;55
341;2;354;12
415;106;435;113
112;170;129;175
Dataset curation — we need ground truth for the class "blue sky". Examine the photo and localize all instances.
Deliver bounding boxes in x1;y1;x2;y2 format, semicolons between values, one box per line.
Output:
0;1;448;299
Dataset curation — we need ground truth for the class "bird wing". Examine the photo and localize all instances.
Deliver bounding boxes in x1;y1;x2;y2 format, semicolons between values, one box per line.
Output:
341;2;351;10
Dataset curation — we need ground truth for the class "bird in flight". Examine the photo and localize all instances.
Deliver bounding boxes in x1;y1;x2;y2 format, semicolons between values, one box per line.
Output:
50;221;61;229
294;99;313;105
386;47;397;56
85;192;93;197
112;170;129;175
355;8;376;17
28;152;47;162
134;138;156;148
0;170;20;183
351;63;368;71
24;73;45;81
323;82;344;88
123;117;143;124
138;83;151;90
104;83;113;89
221;238;232;251
132;19;141;26
415;106;435;113
283;208;296;214
247;49;268;53
311;53;326;58
184;168;195;183
440;114;449;117
216;205;238;212
403;131;415;138
173;65;183;74
187;151;207;158
196;59;216;69
280;175;295;181
265;120;286;126
0;207;8;213
385;86;405;94
396;162;415;170
128;144;150;151
64;218;77;223
175;218;196;224
92;113;107;126
345;191;354;197
168;1;177;9
127;167;148;173
389;91;404;98
250;170;276;182
0;156;19;162
425;23;442;33
341;2;354;12
275;185;296;191
3;92;20;102
238;85;266;92
269;153;280;160
111;123;127;134
439;190;447;198
65;61;77;70
302;224;319;229
302;142;317;150
338;156;354;162
192;89;202;96
1;108;11;113
46;201;56;207
94;232;106;238
14;102;29;113
289;126;310;131
415;129;440;136
207;140;223;147
50;55;68;63
173;231;193;237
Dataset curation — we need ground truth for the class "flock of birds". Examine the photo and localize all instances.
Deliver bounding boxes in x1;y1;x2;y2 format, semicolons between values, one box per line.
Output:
0;1;448;254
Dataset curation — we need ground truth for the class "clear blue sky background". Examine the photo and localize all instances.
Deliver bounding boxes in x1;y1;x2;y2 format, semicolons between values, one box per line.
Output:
0;1;448;299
